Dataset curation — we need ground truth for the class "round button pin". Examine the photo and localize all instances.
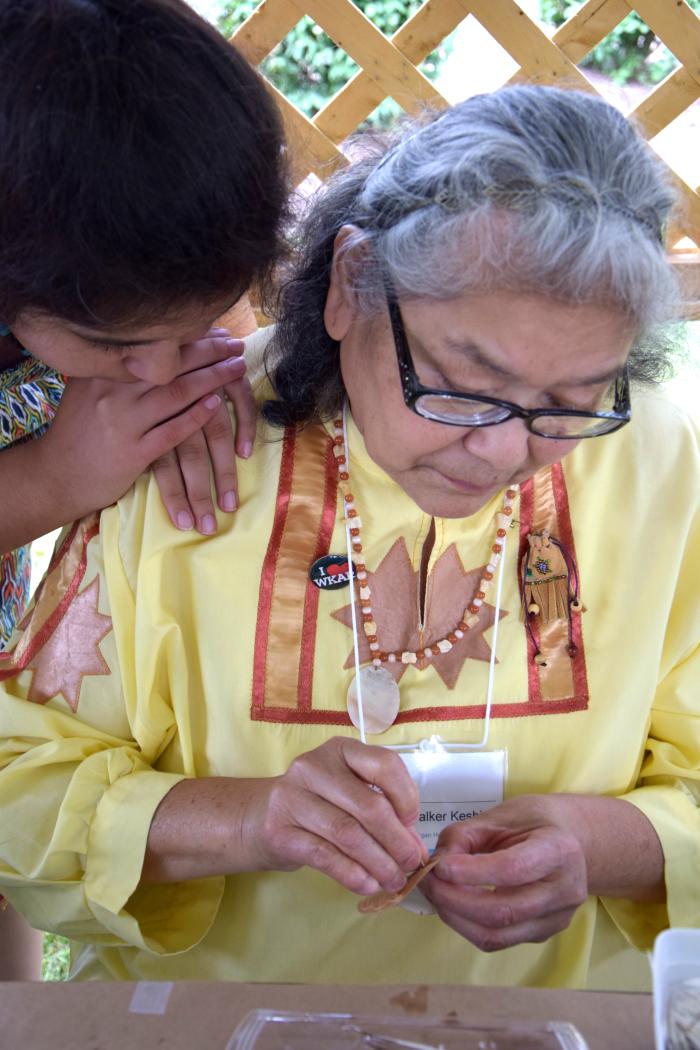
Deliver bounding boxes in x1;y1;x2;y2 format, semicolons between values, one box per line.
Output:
309;554;353;590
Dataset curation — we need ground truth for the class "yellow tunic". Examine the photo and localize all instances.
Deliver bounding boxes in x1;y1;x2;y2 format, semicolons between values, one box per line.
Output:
0;339;699;987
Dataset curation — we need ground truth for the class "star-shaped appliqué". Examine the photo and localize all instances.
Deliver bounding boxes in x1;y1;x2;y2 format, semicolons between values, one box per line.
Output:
26;577;113;711
331;539;508;690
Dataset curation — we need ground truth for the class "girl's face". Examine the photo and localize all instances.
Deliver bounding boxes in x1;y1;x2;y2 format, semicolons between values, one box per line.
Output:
11;298;236;384
325;278;635;520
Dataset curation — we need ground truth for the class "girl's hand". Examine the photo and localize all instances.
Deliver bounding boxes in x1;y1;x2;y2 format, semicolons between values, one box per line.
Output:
39;338;249;524
150;329;258;533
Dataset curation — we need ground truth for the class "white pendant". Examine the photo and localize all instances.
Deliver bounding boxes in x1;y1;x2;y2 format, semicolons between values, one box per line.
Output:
347;665;400;735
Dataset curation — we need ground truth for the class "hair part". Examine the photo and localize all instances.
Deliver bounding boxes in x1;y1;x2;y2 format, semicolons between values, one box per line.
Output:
264;86;680;429
0;0;289;328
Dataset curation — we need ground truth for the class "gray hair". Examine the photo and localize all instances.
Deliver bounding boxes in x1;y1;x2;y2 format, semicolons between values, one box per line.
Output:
264;85;680;428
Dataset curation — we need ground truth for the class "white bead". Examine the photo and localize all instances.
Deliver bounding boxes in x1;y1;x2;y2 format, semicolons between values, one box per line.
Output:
455;629;464;639
359;587;371;601
465;613;479;627
401;651;417;664
472;597;483;608
372;658;381;668
356;571;367;581
388;653;397;663
437;639;452;654
369;642;380;651
486;562;496;574
424;649;432;659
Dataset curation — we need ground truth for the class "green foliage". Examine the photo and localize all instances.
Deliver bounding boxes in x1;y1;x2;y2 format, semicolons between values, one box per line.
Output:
218;0;449;124
42;933;70;981
539;0;700;86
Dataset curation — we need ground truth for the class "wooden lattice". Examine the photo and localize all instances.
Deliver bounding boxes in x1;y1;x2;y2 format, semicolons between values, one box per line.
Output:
230;0;700;316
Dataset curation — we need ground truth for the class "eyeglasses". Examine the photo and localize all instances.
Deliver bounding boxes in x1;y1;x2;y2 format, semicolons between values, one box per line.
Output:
385;284;632;440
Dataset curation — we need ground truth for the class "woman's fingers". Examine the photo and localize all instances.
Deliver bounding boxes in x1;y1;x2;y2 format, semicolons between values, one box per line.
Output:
151;451;193;531
427;894;579;952
291;740;424;875
264;783;408;893
268;824;382;896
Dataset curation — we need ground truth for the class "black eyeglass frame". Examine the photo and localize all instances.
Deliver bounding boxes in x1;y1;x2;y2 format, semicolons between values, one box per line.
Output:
385;284;632;440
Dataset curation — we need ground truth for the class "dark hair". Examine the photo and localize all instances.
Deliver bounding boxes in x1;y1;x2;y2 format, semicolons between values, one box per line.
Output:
263;87;679;429
0;0;288;327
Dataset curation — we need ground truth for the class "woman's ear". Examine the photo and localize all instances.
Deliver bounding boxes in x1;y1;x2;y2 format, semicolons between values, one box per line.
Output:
323;225;365;341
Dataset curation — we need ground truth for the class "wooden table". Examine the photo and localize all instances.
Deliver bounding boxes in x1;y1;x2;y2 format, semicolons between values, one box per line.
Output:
0;981;653;1049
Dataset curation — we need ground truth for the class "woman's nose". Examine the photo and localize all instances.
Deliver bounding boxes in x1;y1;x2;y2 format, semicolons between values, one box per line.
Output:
462;416;530;471
124;344;182;384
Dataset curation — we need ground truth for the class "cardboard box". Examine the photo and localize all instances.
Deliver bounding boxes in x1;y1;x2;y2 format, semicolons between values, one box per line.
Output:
0;981;653;1050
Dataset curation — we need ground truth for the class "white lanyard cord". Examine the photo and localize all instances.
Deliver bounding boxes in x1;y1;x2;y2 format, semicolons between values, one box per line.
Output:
342;402;505;749
463;523;506;750
343;404;367;743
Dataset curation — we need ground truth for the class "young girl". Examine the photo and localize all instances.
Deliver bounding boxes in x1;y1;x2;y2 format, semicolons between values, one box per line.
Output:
0;0;287;976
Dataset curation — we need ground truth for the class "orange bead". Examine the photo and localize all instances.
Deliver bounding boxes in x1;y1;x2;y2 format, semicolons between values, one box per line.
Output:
475;591;485;600
339;472;349;481
469;603;479;614
457;621;468;631
447;633;457;644
431;644;441;656
416;649;425;660
497;528;507;538
334;436;343;445
506;488;516;499
336;455;346;465
344;492;354;502
380;653;388;662
503;506;513;515
353;543;362;553
367;635;377;643
355;562;365;572
483;571;493;581
350;528;360;537
492;543;502;554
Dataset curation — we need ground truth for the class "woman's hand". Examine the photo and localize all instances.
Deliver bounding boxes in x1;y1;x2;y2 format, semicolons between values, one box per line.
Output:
421;794;665;952
244;738;427;895
142;738;427;895
150;328;258;533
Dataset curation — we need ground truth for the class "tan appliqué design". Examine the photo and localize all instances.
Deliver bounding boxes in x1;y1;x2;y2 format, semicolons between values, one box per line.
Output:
332;539;507;690
25;577;112;711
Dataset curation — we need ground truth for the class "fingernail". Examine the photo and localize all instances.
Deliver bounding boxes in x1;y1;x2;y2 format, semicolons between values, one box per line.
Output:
361;876;380;895
177;511;194;530
204;394;221;410
225;356;245;369
201;514;217;535
241;441;253;459
211;327;230;335
221;491;237;512
225;338;243;351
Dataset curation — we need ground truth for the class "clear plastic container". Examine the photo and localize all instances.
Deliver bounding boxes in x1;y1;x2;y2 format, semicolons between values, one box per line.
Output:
226;1009;590;1050
653;928;700;1049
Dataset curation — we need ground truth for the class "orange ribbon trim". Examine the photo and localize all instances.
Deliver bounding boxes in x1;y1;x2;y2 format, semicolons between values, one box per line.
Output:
252;425;342;721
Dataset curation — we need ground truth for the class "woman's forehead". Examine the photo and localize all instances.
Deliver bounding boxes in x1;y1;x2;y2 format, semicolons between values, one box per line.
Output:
396;290;635;385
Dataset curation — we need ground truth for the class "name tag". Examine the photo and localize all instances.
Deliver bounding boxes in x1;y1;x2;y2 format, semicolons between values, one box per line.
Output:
388;739;507;914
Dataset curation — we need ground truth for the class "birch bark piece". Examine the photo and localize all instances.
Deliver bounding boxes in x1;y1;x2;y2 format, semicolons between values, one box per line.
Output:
358;853;443;914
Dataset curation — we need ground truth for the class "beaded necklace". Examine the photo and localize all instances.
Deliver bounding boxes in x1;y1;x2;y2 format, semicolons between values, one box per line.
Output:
333;411;518;736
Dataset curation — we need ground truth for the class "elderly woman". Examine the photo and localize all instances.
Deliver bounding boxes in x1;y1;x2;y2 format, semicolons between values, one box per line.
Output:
0;85;698;989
